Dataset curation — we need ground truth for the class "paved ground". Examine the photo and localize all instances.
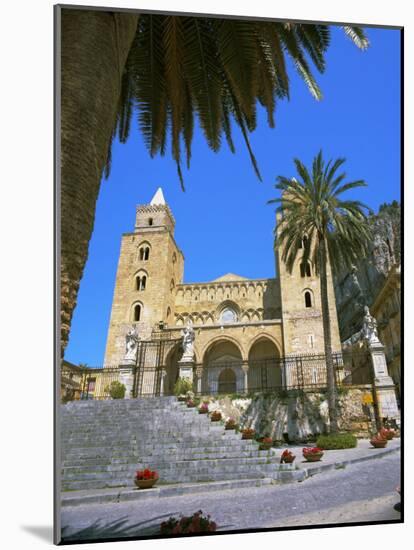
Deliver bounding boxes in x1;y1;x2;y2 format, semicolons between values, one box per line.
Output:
61;452;401;542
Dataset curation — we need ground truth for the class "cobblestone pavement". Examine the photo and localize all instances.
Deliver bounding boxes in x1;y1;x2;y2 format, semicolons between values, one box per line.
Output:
61;453;401;542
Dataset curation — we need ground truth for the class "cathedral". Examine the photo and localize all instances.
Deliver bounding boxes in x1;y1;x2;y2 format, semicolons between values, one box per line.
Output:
103;188;342;396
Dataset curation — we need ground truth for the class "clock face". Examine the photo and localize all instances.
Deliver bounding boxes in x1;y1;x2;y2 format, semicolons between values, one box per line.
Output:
220;308;237;324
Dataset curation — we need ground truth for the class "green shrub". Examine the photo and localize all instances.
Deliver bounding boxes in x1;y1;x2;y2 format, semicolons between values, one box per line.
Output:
105;381;126;399
316;433;357;450
173;377;193;396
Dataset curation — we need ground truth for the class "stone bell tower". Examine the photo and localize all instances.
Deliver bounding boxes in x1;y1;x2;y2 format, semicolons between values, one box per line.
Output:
275;209;341;357
103;188;184;366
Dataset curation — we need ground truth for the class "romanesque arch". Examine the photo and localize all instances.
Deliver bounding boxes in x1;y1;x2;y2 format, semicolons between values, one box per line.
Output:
202;337;245;395
248;336;282;391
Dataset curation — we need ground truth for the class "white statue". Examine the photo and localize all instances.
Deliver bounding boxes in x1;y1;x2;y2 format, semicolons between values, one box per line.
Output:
125;325;139;360
181;322;195;362
361;306;380;344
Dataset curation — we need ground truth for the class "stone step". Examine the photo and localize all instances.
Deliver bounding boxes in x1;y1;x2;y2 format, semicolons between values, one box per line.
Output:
61;397;280;491
62;454;279;474
62;449;274;467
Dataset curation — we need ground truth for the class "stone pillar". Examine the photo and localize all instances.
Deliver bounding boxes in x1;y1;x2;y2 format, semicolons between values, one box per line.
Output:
119;362;135;399
368;342;400;424
196;366;203;394
159;368;167;396
242;364;249;394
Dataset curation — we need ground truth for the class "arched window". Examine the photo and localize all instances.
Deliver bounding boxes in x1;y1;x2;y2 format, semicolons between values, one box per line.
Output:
136;275;147;291
170;279;175;292
133;304;142;321
166;307;171;320
220;308;237;324
304;291;312;308
138;245;150;261
300;262;312;277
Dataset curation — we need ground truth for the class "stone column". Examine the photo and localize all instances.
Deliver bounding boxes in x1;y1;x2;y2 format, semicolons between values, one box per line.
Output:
159;367;167;396
242;364;249;394
196;366;204;395
119;361;135;399
368;341;400;424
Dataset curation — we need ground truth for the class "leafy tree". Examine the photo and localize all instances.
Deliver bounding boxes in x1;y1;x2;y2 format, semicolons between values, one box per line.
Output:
61;8;369;354
269;151;372;432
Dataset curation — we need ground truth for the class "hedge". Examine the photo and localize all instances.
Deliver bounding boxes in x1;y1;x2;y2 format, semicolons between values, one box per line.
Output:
316;433;357;450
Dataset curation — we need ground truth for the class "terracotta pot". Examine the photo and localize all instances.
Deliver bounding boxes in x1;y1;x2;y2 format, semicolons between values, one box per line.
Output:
281;456;296;464
385;432;394;440
370;438;388;448
303;453;323;462
242;433;255;440
225;425;237;430
134;477;158;489
198;409;208;414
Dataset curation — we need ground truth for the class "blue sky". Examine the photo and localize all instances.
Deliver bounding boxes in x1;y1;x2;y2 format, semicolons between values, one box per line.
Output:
65;25;401;366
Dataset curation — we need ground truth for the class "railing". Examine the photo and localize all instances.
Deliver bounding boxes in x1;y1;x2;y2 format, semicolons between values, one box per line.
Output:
61;351;375;401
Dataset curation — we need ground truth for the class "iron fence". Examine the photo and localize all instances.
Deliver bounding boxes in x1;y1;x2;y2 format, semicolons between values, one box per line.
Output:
61;349;376;401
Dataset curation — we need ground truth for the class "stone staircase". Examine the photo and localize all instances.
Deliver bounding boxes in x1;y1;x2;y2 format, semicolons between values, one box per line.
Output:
61;397;288;491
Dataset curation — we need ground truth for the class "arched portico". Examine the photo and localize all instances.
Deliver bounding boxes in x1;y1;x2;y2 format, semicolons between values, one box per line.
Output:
248;337;282;391
202;339;244;394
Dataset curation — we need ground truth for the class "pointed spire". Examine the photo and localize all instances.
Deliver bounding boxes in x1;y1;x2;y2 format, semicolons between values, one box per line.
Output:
150;187;166;206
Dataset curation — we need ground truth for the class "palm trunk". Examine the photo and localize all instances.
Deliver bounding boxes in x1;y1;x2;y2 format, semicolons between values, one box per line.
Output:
318;235;339;433
60;9;138;355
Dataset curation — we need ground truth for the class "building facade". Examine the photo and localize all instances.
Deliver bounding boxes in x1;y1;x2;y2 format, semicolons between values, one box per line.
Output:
103;189;342;395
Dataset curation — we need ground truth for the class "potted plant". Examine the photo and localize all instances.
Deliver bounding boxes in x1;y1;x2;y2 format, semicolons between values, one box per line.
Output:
104;380;126;399
241;427;255;440
134;468;159;489
302;447;324;462
210;410;222;422
198;402;209;414
160;510;217;535
174;377;193;401
225;418;238;430
259;436;273;450
370;433;388;448
280;449;296;464
186;399;196;408
379;427;395;440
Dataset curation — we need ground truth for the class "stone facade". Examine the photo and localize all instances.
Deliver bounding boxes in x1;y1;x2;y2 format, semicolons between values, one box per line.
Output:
104;188;342;391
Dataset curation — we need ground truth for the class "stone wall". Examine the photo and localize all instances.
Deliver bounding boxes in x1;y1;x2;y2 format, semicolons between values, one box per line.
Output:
204;388;375;442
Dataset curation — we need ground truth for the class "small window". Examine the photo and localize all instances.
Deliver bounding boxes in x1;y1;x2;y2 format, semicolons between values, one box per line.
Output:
305;291;312;308
172;252;177;264
300;262;312;277
170;279;175;292
139;246;150;261
136;275;147;291
148;218;153;226
134;304;142;321
87;378;96;393
167;307;171;319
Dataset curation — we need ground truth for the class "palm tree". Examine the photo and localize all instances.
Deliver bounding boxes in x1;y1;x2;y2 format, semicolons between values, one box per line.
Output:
60;8;369;354
269;151;372;432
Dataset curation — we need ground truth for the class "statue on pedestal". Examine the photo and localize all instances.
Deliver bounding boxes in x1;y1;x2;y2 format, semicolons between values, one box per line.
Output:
181;322;195;362
124;325;139;360
361;306;380;345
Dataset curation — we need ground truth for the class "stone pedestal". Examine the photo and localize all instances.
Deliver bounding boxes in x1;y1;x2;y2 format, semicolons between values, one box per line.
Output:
119;362;135;399
368;342;400;423
178;360;194;384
